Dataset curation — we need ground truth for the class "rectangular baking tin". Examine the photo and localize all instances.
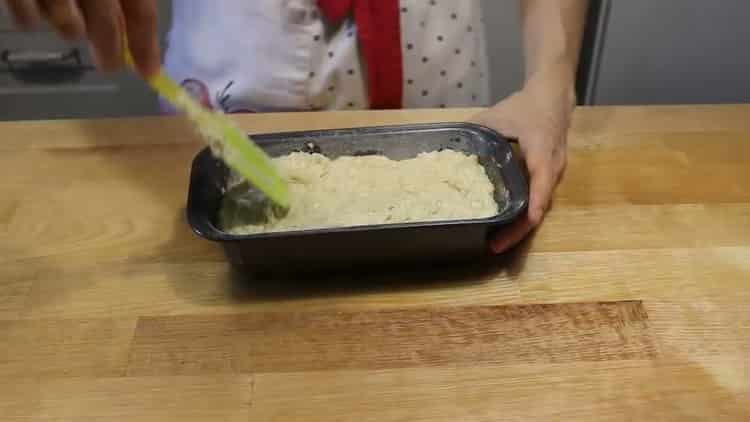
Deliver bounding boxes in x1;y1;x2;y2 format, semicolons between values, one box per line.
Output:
187;122;528;274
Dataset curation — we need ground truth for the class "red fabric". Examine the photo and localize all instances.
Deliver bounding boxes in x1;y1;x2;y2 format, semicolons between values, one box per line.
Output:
317;0;403;109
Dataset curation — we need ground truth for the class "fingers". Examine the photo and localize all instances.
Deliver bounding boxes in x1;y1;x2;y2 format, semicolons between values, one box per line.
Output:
469;113;518;142
489;216;533;254
77;0;122;72
488;135;562;255
523;135;566;227
526;156;556;227
468;102;521;140
5;0;159;75
5;0;42;28
39;0;86;40
121;0;160;76
488;144;561;255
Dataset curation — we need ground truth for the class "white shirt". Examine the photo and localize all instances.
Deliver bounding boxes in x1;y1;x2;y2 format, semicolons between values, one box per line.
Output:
163;0;490;113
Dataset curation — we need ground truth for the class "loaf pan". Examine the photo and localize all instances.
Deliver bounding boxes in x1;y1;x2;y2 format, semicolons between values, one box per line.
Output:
186;122;528;274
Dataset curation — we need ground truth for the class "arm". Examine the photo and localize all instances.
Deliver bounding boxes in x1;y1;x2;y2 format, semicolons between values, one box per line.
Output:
472;0;589;253
522;0;588;104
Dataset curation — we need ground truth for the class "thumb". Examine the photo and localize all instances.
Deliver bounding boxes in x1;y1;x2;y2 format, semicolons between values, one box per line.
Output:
468;109;519;140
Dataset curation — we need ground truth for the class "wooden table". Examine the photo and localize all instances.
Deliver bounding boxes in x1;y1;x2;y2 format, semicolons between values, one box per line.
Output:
1;105;749;421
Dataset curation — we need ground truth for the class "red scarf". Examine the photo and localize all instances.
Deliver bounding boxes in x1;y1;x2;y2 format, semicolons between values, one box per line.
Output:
317;0;403;109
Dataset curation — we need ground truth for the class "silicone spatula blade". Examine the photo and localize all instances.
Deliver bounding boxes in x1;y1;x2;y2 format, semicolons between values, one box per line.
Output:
123;46;290;210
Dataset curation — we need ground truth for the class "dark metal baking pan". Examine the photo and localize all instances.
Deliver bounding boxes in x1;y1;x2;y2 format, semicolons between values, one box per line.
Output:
186;122;528;274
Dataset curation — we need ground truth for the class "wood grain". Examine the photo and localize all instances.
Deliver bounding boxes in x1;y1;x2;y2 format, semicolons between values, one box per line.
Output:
0;318;136;378
0;264;32;319
9;246;748;320
0;376;253;422
557;132;750;205
15;259;519;319
647;300;750;359
0;280;31;320
535;203;750;252
519;247;750;303
126;302;657;376
250;361;750;421
1;106;749;420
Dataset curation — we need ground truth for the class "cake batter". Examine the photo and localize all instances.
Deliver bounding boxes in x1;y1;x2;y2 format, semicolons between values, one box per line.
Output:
222;150;498;234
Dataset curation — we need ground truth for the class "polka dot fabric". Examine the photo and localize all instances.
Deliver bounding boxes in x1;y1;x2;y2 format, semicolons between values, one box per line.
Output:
163;0;489;112
399;0;489;108
308;15;368;110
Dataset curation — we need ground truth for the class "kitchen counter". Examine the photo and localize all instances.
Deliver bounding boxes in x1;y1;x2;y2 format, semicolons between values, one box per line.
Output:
1;105;749;420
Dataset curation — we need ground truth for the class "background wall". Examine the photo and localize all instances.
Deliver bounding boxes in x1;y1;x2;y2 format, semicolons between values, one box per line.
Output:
480;0;525;103
588;0;750;105
482;0;750;106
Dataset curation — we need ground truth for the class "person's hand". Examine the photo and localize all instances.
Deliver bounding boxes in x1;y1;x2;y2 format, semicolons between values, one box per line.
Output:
471;67;575;254
3;0;160;76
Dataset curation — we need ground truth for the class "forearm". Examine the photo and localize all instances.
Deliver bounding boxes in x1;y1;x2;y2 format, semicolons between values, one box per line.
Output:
520;0;589;90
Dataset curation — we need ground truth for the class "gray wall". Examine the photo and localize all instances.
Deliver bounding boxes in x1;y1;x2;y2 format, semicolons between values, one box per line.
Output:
481;0;525;103
482;0;750;106
591;0;750;105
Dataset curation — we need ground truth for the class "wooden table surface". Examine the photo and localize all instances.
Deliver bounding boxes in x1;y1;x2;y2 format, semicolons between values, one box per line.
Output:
1;105;749;421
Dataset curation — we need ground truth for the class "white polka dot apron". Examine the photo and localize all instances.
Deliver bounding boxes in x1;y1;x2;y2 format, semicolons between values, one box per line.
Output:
162;0;490;113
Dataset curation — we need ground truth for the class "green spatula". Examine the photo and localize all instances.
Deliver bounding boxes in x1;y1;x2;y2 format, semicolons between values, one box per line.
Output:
123;45;290;210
